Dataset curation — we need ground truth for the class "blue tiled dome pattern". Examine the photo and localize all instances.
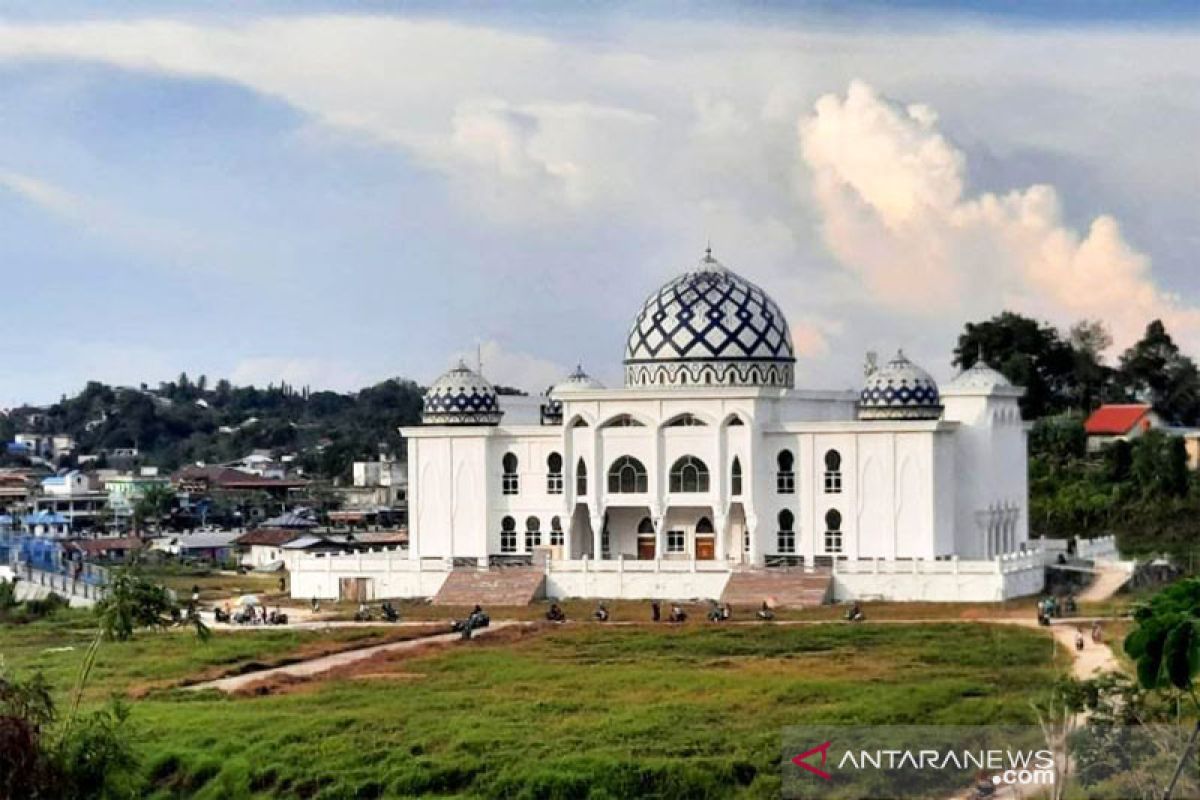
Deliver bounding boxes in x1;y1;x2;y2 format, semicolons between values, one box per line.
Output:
423;362;503;425
624;253;795;388
858;351;942;420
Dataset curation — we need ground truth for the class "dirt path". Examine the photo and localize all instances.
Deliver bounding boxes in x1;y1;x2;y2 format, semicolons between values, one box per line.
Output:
1078;563;1131;603
188;622;520;693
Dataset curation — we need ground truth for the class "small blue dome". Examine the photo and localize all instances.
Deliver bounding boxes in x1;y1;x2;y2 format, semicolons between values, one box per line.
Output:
859;351;941;420
423;361;503;425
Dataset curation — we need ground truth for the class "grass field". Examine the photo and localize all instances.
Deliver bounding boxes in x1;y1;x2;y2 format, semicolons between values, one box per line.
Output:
0;613;1062;799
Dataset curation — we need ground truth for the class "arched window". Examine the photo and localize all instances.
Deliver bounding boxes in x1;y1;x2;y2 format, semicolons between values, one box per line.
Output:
576;458;588;496
550;516;563;546
776;450;795;494
731;457;743;496
525;516;541;551
608;456;648;493
696;516;714;534
777;509;796;554
502;453;519;495
601;414;644;428
726;415;745;427
665;413;707;427
500;516;517;553
547;452;563;495
824;450;842;494
637;517;655;534
824;509;843;554
668;456;710;493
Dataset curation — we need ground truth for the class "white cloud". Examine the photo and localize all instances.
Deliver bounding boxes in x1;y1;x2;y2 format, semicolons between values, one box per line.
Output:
799;80;1200;351
229;357;372;392
1;14;1199;389
0;169;86;217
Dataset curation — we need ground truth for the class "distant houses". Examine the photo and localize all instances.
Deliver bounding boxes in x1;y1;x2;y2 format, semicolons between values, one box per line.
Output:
1084;402;1200;469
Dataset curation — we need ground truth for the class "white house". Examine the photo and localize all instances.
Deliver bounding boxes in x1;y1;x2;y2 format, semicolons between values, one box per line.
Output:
291;250;1039;603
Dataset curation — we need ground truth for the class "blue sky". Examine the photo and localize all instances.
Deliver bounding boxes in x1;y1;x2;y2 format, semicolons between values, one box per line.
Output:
0;3;1198;406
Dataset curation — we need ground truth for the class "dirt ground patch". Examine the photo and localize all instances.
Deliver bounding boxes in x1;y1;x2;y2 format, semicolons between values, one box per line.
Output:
227;623;542;697
126;624;446;698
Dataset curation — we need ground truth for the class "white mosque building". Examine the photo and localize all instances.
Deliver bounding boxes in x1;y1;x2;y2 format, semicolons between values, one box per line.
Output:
291;250;1045;604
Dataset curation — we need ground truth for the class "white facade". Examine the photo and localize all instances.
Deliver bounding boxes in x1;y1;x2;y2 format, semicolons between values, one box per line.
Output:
403;381;1028;570
312;251;1038;603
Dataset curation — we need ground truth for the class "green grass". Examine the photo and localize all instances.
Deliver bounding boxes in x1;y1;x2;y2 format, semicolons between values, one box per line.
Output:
0;611;440;700
1;617;1063;798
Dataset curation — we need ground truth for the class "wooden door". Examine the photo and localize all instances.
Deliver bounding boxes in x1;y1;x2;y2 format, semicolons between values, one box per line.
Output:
637;536;656;560
695;536;716;561
340;577;371;602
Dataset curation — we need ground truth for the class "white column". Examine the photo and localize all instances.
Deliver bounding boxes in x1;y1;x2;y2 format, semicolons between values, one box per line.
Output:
407;440;420;561
714;509;728;562
746;512;761;566
652;508;665;561
589;512;604;560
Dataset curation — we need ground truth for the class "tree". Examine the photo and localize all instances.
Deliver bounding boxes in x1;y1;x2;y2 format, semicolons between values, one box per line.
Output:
1067;319;1115;411
132;485;175;534
954;312;1077;419
94;562;208;642
1124;578;1200;798
1117;320;1200;424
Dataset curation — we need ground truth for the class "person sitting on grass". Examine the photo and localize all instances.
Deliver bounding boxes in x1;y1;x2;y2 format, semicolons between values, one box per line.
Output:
668;604;687;624
845;601;864;622
546;603;566;623
651;600;661;622
721;603;732;621
756;601;775;621
592;602;609;622
707;600;722;623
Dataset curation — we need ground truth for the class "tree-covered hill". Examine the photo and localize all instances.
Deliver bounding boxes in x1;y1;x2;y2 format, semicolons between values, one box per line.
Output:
2;375;427;481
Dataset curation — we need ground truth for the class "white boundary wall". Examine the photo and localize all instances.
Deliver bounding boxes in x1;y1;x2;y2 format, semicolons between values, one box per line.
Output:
289;551;1045;603
289;552;449;600
830;549;1045;603
1075;535;1120;562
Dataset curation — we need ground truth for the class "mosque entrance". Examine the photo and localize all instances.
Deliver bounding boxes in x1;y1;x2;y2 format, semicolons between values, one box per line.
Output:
637;536;656;560
695;536;715;560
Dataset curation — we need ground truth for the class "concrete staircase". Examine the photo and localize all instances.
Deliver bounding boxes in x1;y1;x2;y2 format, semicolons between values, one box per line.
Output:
721;569;832;608
432;567;546;607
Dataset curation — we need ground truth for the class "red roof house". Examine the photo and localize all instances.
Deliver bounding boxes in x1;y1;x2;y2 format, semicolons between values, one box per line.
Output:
1084;404;1156;436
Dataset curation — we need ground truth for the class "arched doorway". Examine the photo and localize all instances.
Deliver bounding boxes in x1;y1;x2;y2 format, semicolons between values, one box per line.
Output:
694;516;716;561
636;516;655;560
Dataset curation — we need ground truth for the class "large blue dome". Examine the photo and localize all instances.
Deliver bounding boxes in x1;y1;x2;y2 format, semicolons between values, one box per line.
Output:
623;250;795;388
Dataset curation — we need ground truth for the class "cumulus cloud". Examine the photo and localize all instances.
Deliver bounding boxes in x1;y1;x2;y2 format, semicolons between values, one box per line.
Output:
799;80;1200;350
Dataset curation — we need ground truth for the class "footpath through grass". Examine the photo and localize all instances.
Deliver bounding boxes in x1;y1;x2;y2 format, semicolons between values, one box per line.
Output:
0;617;1061;799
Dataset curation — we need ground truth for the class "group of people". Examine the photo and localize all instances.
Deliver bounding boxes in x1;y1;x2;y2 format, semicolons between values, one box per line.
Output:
1036;594;1078;626
452;604;491;639
706;600;733;623
544;599;784;624
1073;621;1104;651
354;601;401;622
214;602;288;625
